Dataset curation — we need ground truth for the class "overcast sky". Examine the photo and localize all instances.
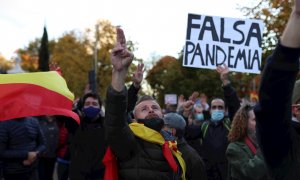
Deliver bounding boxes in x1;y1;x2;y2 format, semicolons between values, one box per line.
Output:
0;0;255;61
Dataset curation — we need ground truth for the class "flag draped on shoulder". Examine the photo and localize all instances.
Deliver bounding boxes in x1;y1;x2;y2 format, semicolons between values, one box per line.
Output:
0;71;80;123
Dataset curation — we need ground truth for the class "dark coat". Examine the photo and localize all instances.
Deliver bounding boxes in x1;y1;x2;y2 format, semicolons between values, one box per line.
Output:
255;44;300;179
105;86;181;180
38;117;59;158
226;141;268;180
177;137;207;180
69;116;106;180
0;117;46;174
184;83;240;180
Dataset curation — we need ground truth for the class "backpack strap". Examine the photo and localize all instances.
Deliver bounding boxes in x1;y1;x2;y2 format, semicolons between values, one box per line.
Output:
202;118;231;138
201;122;209;138
222;118;231;131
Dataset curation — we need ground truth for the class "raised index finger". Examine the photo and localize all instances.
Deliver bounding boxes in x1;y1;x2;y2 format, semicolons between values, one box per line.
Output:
117;28;126;47
296;0;300;13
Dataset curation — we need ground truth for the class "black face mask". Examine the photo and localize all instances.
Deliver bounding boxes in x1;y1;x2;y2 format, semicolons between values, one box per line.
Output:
137;117;164;132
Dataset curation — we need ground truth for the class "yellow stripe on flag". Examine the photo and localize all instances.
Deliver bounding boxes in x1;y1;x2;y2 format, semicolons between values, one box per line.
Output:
0;71;74;101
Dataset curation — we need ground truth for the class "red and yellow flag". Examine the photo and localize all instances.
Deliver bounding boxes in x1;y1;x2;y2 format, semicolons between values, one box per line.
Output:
0;71;80;123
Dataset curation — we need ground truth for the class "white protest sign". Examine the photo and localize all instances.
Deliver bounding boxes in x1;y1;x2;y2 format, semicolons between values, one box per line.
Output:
183;14;264;74
164;94;177;105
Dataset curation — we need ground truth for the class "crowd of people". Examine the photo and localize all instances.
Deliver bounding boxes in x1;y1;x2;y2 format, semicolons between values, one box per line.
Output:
1;0;300;179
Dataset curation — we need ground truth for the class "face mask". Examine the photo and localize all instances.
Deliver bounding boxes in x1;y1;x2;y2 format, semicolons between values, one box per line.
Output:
161;129;176;141
137;117;164;132
82;106;101;120
211;110;224;122
195;113;204;121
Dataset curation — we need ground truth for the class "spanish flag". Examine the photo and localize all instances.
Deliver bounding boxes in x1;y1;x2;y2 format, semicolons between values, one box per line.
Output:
0;71;80;123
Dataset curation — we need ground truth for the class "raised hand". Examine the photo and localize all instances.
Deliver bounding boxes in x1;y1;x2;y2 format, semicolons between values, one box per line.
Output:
216;64;230;85
296;0;300;14
133;63;144;88
182;100;194;118
189;91;199;102
281;0;300;47
111;28;134;72
84;84;92;95
176;94;186;112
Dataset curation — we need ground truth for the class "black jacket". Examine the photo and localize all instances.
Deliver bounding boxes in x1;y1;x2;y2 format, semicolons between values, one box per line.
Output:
177;137;207;180
0;117;46;174
105;85;180;180
69;113;106;180
255;44;300;180
184;83;240;180
38;116;59;158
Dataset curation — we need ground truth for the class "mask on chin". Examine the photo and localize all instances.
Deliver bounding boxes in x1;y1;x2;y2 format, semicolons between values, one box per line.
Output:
137;117;164;132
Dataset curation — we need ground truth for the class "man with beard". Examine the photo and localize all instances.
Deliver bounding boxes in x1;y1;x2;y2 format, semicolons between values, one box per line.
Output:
103;28;186;180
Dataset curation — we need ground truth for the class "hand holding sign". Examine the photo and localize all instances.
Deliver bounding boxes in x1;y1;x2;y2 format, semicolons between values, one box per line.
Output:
216;64;230;86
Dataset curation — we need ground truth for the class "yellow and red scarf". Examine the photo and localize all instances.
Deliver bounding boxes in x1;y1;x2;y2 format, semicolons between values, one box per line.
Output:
102;123;186;180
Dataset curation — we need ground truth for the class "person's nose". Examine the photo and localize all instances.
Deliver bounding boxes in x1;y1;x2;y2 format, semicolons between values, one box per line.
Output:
148;108;155;114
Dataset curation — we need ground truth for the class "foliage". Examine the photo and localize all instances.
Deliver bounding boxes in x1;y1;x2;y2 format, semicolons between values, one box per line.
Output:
51;31;92;98
242;0;293;52
18;38;55;72
85;20;139;99
146;53;257;106
0;55;13;73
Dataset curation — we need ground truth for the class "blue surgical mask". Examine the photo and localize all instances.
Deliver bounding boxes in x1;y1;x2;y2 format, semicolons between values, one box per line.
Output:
195;113;204;121
83;106;101;119
211;110;224;122
161;129;176;141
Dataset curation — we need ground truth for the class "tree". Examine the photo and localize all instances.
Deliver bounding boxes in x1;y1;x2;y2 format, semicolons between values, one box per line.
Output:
146;53;256;106
85;20;140;99
241;0;299;90
242;0;293;52
0;55;13;73
38;27;50;71
51;31;92;98
18;38;55;72
18;20;140;100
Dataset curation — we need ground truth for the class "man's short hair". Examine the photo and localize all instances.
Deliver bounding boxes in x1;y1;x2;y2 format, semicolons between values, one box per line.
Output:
135;95;156;106
133;95;158;117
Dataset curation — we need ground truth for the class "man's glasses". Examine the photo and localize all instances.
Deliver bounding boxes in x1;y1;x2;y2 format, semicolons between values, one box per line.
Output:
211;105;224;110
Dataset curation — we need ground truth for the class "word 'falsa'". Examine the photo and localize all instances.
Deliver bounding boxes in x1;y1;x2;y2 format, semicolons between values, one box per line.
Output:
183;14;263;73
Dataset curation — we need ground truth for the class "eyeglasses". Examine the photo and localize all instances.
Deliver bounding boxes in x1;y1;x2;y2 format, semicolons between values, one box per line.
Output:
211;105;224;110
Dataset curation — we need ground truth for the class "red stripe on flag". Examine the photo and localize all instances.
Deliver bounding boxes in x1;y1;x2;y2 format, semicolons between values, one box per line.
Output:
0;83;79;123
